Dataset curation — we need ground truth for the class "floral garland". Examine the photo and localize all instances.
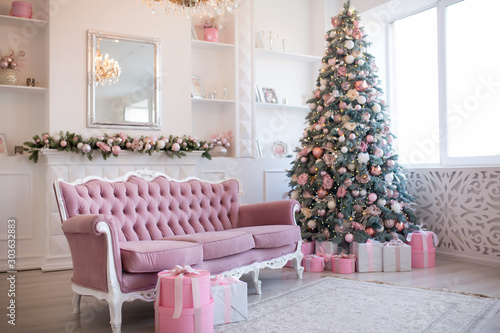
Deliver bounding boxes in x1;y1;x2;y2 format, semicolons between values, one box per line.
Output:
23;131;212;163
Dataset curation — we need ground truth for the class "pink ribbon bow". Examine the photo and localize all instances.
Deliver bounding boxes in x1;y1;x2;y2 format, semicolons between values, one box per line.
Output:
155;265;202;333
316;245;334;263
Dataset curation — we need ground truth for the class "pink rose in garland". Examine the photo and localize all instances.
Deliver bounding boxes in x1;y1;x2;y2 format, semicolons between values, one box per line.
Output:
297;173;309;186
322;174;334;190
337;186;347;198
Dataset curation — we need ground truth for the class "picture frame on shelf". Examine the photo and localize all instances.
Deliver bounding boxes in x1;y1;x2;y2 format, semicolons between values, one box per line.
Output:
271;140;288;158
191;75;204;99
255;85;262;102
261;87;278;104
0;133;7;156
255;31;264;49
191;24;198;40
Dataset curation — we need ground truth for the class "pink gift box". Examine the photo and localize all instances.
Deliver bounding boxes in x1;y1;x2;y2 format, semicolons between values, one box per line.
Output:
315;241;338;270
285;241;315;267
412;248;436;268
303;255;325;272
157;268;211;308
331;256;355;274
204;28;219;42
407;231;438;250
156;299;215;333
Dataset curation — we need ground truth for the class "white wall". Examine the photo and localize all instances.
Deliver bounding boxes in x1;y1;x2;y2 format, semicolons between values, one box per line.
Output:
48;0;192;137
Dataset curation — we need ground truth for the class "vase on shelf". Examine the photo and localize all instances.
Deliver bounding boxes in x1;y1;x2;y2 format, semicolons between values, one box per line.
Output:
10;1;32;18
211;145;227;157
204;28;219;43
0;68;19;86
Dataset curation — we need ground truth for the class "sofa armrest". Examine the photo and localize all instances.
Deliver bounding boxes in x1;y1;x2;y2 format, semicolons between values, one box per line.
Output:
62;214;123;293
238;199;300;228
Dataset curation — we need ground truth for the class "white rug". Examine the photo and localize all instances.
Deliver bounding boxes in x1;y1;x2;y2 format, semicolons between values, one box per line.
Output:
214;277;500;333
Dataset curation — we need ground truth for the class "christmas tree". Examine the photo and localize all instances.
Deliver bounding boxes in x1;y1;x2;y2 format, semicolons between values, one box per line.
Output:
287;1;419;249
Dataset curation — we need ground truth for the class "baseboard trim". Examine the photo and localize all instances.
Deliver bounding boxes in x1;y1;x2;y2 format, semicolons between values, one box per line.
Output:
436;250;500;268
42;256;73;272
0;256;43;272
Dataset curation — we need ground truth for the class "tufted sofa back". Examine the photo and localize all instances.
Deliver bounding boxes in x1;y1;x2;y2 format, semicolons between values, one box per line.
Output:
56;175;241;242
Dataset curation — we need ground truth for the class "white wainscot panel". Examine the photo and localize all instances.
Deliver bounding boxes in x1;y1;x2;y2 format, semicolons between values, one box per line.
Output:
264;170;289;202
407;167;500;267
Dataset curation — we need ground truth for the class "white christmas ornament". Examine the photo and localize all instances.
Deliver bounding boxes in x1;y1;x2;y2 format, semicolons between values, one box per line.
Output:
341;146;348;153
358;59;365;66
347;163;356;170
307;220;317;229
327;200;336;210
339;135;346;143
320;85;326;91
358;152;370;164
372;103;381;113
345;55;354;64
157;140;166;149
291;191;299;200
330;31;335;38
309;103;316;110
345;40;354;49
385;173;394;183
320;79;328;86
360;189;367;196
377;113;384;120
348;73;356;80
391;202;402;213
377;198;387;206
357;95;366;104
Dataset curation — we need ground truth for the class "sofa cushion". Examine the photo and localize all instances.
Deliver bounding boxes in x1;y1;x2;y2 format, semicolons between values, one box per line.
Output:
120;240;203;273
163;231;255;260
236;225;301;249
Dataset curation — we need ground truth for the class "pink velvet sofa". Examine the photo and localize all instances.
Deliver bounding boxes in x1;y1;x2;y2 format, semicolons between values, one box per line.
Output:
53;169;304;333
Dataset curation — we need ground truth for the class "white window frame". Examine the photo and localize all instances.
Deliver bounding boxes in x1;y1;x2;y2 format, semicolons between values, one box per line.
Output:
389;0;500;167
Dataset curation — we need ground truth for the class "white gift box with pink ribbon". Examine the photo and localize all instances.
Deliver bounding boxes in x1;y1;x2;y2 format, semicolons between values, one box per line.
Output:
382;239;412;272
350;240;383;273
211;276;248;326
315;241;338;270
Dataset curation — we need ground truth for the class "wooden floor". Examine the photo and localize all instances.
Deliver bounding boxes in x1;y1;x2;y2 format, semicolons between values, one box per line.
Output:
1;255;499;333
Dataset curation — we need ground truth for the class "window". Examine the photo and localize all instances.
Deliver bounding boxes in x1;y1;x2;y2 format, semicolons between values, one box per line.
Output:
391;0;500;166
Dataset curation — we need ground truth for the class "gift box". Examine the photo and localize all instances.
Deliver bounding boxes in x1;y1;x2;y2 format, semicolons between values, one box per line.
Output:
382;239;412;272
407;231;438;268
331;254;355;274
211;276;248;326
315;241;338;270
303;254;325;272
350;240;383;273
285;241;315;267
155;265;213;333
157;300;214;333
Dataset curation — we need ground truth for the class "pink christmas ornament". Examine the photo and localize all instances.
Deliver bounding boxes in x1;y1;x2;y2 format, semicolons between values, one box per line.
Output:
81;144;91;154
345;234;354;243
317;188;327;199
312;147;324;159
368;193;377;202
387;160;396;168
333;114;342;123
338;212;345;219
338;167;347;175
365;134;374;143
349;133;356;140
59;140;67;147
339;101;347;110
112;145;121;155
351;190;360;197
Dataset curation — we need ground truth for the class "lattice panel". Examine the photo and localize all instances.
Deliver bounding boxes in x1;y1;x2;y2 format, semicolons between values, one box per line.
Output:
407;168;500;265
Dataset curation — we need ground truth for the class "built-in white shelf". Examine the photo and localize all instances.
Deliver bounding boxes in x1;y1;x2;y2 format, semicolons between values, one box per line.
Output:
191;40;235;51
0;14;48;27
256;102;309;111
192;98;236;105
254;48;321;63
0;84;47;94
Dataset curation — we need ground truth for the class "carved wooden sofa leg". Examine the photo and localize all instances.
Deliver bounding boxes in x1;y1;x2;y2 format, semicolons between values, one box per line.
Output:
72;293;81;314
108;298;124;333
251;268;263;295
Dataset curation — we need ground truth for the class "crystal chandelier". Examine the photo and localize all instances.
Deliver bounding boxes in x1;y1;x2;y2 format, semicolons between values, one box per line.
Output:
141;0;239;18
94;49;121;86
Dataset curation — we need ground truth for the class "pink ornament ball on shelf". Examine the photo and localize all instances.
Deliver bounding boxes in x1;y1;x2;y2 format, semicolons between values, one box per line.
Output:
59;140;67;147
112;145;121;155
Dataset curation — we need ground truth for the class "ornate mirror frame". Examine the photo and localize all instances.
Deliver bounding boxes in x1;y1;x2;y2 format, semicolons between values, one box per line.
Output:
87;30;161;130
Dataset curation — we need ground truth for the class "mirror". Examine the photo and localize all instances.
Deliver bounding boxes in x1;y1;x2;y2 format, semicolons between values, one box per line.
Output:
87;30;161;129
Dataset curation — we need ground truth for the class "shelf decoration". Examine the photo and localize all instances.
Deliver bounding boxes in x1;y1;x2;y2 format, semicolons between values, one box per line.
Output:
23;131;213;163
210;130;232;157
0;49;25;86
196;16;224;43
